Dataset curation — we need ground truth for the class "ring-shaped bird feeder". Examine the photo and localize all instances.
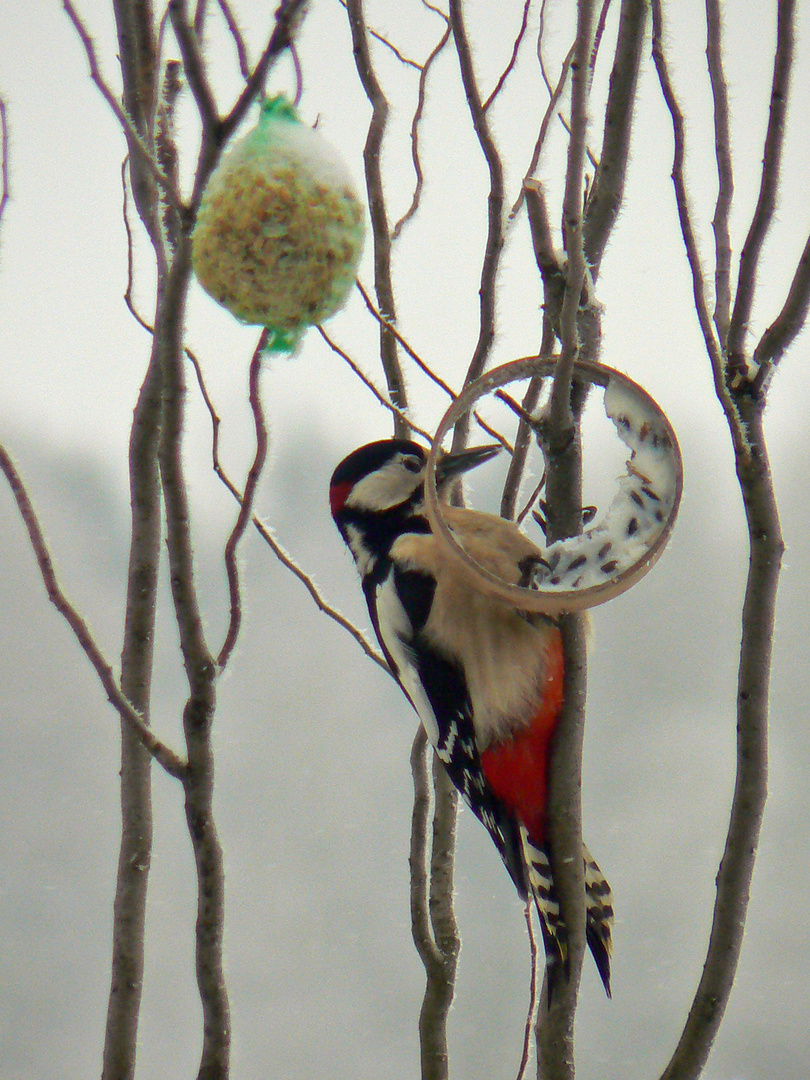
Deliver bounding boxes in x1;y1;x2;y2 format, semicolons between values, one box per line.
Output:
424;357;683;615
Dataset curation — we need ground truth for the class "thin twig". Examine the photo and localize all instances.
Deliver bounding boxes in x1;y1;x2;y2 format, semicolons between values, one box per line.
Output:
393;18;451;239
0;443;185;778
183;344;390;673
290;39;304;105
170;0;220;133
589;0;613;82
346;0;408;435
355;282;513;452
517;903;539;1080
510;46;575;219
0;97;9;242
218;330;270;670
335;0;423;67
217;0;251;81
706;0;734;347
549;0;593;425
156;59;184;253
650;0;741;445
500;324;555;520
317;327;432;442
752;230;810;389
62;0;181;209
726;0;795;381
356;279;456;399
483;0;532;111
221;0;309;144
524;180;567;334
103;7;164;1071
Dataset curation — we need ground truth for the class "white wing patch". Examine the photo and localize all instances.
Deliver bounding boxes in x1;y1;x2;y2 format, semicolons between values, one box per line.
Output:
374;567;441;749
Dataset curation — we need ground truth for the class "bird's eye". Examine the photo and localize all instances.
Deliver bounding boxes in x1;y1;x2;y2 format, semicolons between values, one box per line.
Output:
401;455;422;474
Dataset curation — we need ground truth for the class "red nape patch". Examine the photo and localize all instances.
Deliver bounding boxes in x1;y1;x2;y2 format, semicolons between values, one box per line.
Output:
479;630;564;841
329;480;353;516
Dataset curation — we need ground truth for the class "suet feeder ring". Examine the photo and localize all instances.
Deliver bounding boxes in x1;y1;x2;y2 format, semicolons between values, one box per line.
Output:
424;357;683;614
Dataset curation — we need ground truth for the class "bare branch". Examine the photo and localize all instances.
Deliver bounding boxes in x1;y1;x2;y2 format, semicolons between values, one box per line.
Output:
156;59;184;253
726;0;796;379
169;0;220;133
193;0;206;38
500;322;555;520
483;0;532;112
103;310;165;1080
63;0;182;210
157;278;216;689
752;230;810;388
392;18;452;239
217;0;251;81
524;179;566;332
583;0;647;279
549;0;593;423
220;0;310;145
706;0;734;347
0;442;185;779
218;330;270;670
536;3;595;1073
410;726;440;971
346;0;408;435
658;402;781;1080
410;727;460;1080
153;240;230;1077
448;0;505;448
589;0;613;81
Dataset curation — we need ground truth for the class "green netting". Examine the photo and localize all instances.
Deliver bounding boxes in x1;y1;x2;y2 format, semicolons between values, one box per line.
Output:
192;96;365;352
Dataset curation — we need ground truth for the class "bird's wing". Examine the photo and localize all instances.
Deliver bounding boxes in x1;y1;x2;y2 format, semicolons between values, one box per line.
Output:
369;556;528;897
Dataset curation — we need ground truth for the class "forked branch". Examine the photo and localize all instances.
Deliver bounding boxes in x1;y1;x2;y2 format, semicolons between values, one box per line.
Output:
726;0;796;379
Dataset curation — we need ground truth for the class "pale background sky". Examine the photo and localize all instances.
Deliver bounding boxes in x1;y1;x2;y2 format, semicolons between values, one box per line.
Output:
1;2;809;1078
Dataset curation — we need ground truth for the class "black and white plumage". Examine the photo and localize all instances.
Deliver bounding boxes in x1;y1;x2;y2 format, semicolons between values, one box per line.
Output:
330;438;613;998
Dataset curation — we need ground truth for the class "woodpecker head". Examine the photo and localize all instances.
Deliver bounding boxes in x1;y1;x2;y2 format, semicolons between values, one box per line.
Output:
330;438;500;576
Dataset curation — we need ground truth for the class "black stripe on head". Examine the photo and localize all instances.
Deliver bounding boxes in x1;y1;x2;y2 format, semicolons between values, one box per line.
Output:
330;440;426;497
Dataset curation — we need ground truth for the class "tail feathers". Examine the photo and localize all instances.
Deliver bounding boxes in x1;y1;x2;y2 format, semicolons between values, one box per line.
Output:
520;828;568;1002
521;830;614;1000
583;844;614;998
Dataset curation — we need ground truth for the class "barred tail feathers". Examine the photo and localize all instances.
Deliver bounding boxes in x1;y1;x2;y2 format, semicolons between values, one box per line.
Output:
584;844;614;998
521;829;614;999
520;828;568;1002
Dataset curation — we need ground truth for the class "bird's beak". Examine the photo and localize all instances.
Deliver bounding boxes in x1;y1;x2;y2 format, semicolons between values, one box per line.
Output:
435;443;501;487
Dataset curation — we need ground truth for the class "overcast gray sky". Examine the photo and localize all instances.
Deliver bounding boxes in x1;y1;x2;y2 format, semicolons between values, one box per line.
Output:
1;2;809;1078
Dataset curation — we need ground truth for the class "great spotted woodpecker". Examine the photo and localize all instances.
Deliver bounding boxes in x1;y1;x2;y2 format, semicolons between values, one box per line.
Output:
330;438;613;998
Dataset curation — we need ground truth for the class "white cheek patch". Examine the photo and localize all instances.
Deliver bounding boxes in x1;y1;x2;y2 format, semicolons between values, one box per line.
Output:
375;571;441;750
345;460;421;511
